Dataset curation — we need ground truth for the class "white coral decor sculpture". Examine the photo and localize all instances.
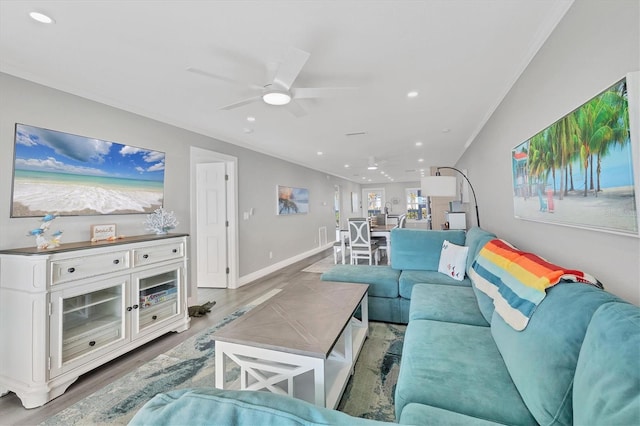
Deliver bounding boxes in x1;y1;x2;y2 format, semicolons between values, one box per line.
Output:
144;208;178;235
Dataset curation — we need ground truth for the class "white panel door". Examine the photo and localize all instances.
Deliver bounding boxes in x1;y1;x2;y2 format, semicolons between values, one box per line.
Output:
196;162;227;288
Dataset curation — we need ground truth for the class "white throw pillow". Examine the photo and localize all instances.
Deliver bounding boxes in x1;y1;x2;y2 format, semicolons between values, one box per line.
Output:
438;240;469;281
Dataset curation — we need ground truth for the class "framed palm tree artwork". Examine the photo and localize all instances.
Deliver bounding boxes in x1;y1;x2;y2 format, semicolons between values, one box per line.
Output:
277;185;309;215
511;73;639;236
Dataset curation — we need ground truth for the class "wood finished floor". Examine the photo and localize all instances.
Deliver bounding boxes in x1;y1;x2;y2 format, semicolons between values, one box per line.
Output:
0;249;333;425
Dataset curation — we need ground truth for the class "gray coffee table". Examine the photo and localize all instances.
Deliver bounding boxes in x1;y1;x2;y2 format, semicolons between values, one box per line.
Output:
213;278;369;409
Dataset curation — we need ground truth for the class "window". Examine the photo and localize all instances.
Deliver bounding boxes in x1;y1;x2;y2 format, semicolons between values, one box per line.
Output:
405;188;427;220
362;188;384;216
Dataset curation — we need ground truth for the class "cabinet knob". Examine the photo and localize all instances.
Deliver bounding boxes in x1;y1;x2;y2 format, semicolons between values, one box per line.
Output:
127;306;133;312
143;254;149;259
67;267;75;273
113;259;120;264
133;304;139;309
89;341;96;347
172;249;178;253
152;315;158;320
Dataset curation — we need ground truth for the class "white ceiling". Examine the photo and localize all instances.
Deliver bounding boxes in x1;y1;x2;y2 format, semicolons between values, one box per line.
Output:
0;0;573;184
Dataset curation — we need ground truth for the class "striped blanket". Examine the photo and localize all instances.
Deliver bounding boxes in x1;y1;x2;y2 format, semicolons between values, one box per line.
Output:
469;239;602;331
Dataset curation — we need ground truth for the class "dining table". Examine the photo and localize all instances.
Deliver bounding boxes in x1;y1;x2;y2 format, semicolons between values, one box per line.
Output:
339;224;396;265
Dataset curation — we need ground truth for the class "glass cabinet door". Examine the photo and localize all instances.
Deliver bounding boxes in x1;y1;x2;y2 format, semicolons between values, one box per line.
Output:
133;263;183;336
50;278;127;377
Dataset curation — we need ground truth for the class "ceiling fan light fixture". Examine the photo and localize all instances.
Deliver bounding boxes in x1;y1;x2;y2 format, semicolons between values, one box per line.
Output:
29;11;54;24
367;156;378;170
262;89;291;106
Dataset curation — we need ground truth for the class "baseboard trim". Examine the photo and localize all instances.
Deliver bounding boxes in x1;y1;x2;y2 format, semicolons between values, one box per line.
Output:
235;243;334;288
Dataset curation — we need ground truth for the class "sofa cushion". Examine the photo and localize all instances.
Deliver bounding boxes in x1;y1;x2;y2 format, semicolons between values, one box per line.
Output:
391;229;465;271
409;284;489;326
573;302;640;426
395;319;536;425
491;283;622;426
437;240;469;281
399;270;470;299
399;403;505;425
464;227;497;324
321;264;401;298
463;226;497;274
129;388;391;426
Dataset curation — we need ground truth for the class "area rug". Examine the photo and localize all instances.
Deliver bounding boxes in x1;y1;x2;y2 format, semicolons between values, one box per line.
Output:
302;254;340;273
42;312;404;425
339;321;405;422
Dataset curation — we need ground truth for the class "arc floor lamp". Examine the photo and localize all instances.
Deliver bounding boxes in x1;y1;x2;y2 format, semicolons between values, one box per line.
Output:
421;167;480;227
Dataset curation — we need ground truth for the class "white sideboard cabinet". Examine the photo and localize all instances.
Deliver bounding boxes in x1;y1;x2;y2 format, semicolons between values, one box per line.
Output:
0;234;191;408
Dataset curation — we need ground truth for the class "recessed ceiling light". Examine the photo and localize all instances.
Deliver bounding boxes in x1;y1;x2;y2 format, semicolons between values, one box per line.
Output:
247;116;256;122
442;128;451;133
367;165;378;170
317;151;323;156
344;164;350;168
407;91;419;98
29;11;54;24
418;158;424;162
415;141;423;147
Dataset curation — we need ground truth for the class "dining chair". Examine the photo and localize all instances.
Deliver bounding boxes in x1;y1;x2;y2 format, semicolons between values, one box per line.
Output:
375;213;387;226
333;238;349;264
373;234;388;264
398;214;407;228
348;218;379;265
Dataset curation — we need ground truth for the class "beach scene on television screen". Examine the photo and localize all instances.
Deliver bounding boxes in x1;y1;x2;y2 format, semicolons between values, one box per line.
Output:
11;124;165;217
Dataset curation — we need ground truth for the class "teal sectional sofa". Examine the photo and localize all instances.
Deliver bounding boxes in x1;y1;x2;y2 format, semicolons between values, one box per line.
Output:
130;227;640;426
320;228;486;324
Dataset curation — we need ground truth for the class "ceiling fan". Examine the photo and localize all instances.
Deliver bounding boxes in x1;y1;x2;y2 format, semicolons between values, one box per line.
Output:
187;47;355;117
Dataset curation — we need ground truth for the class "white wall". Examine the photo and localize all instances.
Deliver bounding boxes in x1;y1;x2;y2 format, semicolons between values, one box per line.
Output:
0;73;357;284
457;0;640;305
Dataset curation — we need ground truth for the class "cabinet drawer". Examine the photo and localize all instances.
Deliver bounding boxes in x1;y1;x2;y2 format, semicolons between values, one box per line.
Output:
52;251;130;284
139;301;178;329
62;320;122;363
133;242;184;266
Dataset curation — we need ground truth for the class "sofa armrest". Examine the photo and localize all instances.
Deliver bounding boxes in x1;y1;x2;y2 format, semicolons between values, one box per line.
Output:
130;388;394;426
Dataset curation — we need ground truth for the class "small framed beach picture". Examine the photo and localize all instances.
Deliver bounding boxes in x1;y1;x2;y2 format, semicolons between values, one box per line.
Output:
511;75;639;236
277;185;309;215
91;224;117;241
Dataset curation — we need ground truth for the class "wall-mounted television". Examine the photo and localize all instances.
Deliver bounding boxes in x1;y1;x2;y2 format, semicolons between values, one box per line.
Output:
11;123;165;217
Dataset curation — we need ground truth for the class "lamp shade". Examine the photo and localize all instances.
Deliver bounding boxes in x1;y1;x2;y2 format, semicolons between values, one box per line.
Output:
421;175;457;197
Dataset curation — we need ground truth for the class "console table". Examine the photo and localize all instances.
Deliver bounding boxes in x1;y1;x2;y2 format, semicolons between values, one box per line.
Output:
0;233;191;408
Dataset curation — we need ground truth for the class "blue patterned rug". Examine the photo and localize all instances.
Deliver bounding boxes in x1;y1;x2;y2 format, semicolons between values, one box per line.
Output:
42;310;405;425
339;322;405;421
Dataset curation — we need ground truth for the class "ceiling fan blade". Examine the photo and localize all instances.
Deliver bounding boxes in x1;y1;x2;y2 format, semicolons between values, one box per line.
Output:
187;67;263;90
284;100;307;117
219;96;262;110
272;47;310;91
293;87;358;99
